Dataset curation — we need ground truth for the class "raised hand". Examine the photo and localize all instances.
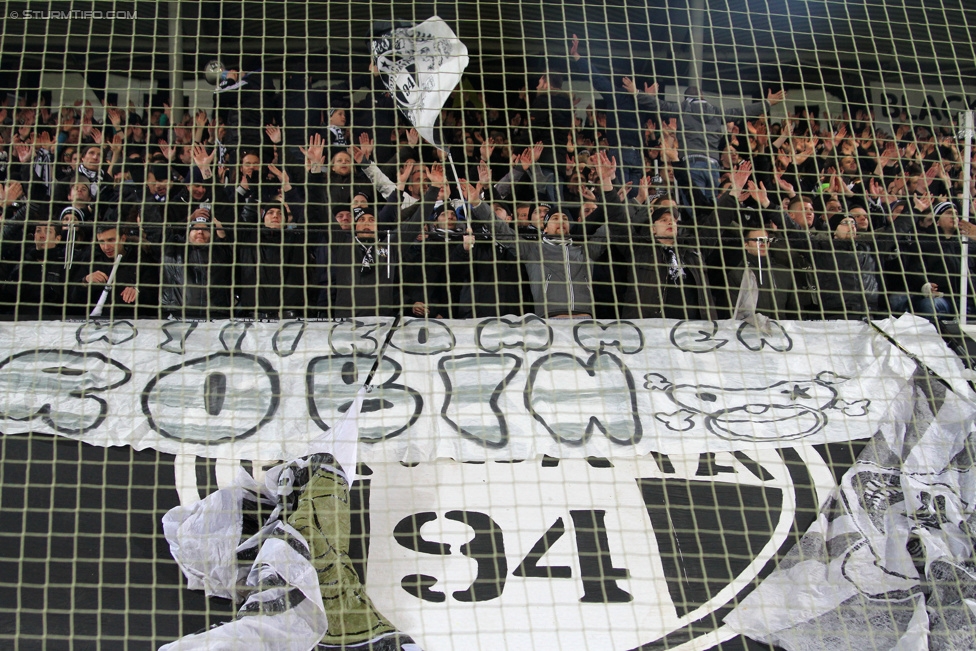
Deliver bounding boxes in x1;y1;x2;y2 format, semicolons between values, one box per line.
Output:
913;193;932;213
107;107;123;128
569;33;581;61
621;77;638;95
479;139;494;162
458;178;483;206
529;141;544;166
747;180;771;208
775;173;795;197
265;124;282;144
299;133;326;172
477;160;491;186
730;160;753;193
352;132;374;164
158;140;176;161
636;175;652;205
425;163;447;189
4;180;24;204
406;128;420;147
595;150;617;191
14;141;33;163
191;143;215;172
397;159;416;190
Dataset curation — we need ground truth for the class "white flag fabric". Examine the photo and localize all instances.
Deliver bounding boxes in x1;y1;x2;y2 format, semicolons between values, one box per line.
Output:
725;370;976;650
371;16;469;147
308;384;366;485
160;468;329;651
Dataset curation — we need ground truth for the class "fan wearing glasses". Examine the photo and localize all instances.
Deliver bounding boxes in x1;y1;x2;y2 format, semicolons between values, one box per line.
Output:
725;226;798;320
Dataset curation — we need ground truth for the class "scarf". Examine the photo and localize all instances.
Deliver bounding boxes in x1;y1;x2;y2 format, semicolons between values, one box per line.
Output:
329;125;348;146
33;147;53;194
355;237;375;275
542;234;573;247
663;246;685;283
77;164;99;198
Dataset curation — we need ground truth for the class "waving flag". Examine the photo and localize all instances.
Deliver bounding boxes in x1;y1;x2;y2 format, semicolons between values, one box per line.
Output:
371;16;469;148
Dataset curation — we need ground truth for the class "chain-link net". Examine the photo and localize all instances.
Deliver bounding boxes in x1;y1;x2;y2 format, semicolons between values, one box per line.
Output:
1;1;975;649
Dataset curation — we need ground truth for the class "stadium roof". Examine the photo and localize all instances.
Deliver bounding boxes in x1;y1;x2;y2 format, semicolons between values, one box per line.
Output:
2;0;974;101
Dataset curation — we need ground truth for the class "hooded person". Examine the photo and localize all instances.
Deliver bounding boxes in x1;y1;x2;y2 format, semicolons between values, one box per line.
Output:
234;202;308;319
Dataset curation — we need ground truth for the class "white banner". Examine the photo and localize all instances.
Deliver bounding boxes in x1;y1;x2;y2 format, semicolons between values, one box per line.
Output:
0;315;946;467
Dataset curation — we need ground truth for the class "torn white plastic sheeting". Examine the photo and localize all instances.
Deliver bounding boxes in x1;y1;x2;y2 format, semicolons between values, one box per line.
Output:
160;468;328;651
725;379;976;650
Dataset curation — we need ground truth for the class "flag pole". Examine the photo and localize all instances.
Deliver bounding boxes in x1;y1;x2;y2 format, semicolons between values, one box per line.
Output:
89;254;124;318
445;150;470;222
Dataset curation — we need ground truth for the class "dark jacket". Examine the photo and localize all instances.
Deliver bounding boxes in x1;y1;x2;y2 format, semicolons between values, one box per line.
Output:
69;241;160;320
235;222;309;317
316;188;428;318
1;244;69;320
812;237;874;319
606;203;720;320
161;228;235;319
450;203;525;318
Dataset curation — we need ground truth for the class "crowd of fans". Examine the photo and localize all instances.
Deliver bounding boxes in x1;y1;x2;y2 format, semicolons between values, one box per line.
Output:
1;40;974;325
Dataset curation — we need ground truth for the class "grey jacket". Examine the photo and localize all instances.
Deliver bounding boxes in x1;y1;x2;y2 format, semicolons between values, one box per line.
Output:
489;215;608;318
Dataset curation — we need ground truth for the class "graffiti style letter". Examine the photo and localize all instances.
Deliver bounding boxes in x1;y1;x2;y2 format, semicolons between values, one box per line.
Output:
574;320;644;354
390;318;455;355
272;321;306;357
159;322;198;354
76;321;137;345
0;350;131;435
526;352;641;446
476;316;552;353
670;321;728;353
142;353;279;444
439;354;521;448
306;355;422;442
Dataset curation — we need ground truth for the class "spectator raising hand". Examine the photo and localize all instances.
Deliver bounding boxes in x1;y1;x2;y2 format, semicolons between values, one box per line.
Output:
352;132;374;164
299;133;326;173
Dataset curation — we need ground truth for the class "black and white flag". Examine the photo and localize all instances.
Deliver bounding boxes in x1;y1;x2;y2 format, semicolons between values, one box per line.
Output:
371;17;469;149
